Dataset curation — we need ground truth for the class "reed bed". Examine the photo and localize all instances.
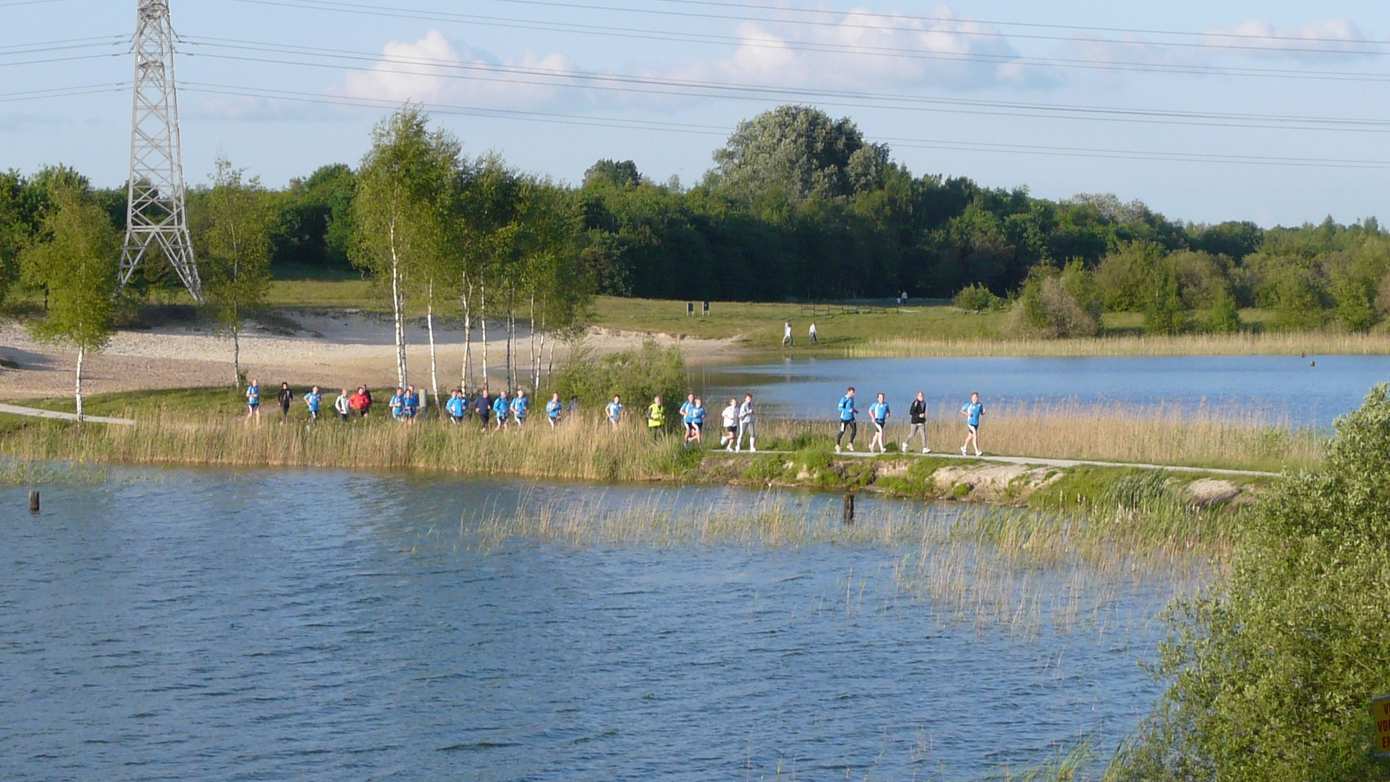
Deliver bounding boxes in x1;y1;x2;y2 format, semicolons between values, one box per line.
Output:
848;330;1390;358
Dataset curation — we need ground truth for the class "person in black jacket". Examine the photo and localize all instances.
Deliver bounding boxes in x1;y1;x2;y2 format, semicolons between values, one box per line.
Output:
277;382;293;420
903;391;931;454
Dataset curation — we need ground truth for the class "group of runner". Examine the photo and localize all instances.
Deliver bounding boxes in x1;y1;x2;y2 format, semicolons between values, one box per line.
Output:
243;377;985;457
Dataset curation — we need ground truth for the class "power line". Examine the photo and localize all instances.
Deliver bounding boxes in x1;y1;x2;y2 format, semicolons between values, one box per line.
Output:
0;82;128;102
645;0;1390;48
176;81;1390;170
0;40;129;57
226;0;1390;86
0;53;126;68
0;34;128;51
179;44;1390;134
483;0;1387;57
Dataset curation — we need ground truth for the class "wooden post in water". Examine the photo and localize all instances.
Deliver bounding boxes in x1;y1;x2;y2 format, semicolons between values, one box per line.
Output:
29;490;39;514
842;493;855;525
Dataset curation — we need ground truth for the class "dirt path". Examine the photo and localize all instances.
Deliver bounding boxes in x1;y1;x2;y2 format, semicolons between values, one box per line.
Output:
721;448;1278;478
0;311;744;399
0;403;134;426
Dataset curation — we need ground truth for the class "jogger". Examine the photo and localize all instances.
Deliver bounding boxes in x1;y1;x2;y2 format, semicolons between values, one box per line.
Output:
835;386;858;453
736;393;756;453
960;392;985;457
904;391;930;454
867;393;890;453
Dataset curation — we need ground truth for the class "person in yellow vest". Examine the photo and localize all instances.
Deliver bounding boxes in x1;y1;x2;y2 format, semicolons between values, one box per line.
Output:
647;395;666;434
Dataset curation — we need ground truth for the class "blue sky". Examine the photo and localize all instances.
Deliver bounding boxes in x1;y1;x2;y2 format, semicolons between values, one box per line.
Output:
6;0;1390;226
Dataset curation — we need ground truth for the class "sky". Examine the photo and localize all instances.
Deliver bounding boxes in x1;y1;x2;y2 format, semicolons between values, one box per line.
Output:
6;0;1390;226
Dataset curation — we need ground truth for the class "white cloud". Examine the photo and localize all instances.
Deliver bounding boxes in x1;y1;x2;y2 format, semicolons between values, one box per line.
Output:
338;30;579;109
1207;18;1378;61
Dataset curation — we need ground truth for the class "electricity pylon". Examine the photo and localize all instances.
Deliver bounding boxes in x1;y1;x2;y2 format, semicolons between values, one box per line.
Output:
120;0;202;301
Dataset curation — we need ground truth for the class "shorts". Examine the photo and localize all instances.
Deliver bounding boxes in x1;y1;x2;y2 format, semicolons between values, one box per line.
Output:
725;425;737;435
247;402;259;409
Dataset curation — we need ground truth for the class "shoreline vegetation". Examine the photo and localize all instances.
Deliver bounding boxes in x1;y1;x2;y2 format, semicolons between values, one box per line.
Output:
845;330;1390;358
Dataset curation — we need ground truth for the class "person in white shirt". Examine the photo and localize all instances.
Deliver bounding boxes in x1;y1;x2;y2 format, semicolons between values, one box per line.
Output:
736;393;756;452
808;322;818;344
333;388;351;422
719;398;739;451
782;321;793;347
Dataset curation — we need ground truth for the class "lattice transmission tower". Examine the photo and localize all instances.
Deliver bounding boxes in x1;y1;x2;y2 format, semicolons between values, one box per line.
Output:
120;0;202;301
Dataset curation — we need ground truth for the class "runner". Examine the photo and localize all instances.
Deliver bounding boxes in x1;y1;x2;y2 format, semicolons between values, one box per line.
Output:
782;321;794;347
736;393;756;453
475;387;492;431
303;386;322;423
960;391;985;457
389;387;405;421
689;397;706;445
277;382;293;420
546;393;563;428
647;395;665;434
719;397;738;451
679;394;695;443
606;395;624;428
867;392;890;453
244;378;261;421
493;389;510;431
333;388;351;422
808;322;818;344
511;389;529;427
445;389;467;424
349;385;370;418
402;384;419;424
904;391;930;454
835;386;858;453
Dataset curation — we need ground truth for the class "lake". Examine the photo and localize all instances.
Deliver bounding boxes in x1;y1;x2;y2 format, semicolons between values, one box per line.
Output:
696;354;1390;428
0;468;1184;780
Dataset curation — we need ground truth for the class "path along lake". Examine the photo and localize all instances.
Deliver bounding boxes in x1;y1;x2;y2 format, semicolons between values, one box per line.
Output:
697;354;1390;428
0;467;1190;780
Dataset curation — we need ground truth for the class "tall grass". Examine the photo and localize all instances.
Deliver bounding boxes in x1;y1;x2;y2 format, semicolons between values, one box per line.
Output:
849;331;1390;358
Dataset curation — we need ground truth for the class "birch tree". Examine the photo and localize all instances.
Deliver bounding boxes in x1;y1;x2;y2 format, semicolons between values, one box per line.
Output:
19;184;118;421
199;158;273;386
351;106;456;387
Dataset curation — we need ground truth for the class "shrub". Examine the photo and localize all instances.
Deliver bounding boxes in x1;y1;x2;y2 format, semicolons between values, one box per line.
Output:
551;341;687;415
1095;241;1164;311
1007;264;1100;339
952;283;1003;313
1144;263;1190;335
1112;385;1390;781
1200;284;1242;334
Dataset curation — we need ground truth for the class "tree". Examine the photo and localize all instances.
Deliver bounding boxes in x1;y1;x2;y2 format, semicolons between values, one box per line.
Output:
710;105;876;203
1114;386;1390;781
0;170;27;309
582;159;641;190
1095;241;1164;311
1007;263;1099;338
199;158;274;386
18;184;118;421
1200;283;1242;334
1144;263;1189;335
351;106;457;387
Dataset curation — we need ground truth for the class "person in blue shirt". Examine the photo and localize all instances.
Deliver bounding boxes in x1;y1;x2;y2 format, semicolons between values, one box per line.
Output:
244;378;261;422
835;386;858;453
445;389;467;423
688;396;706;446
475;387;492;431
546;392;563;428
389;387;405;421
679;393;696;443
401;385;420;424
492;390;510;431
303;385;323;423
511;389;529;427
606;395;624;428
960;391;985;457
867;392;890;453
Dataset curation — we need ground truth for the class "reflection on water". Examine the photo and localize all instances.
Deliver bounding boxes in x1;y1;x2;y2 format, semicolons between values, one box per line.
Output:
1;468;1179;780
696;354;1390;427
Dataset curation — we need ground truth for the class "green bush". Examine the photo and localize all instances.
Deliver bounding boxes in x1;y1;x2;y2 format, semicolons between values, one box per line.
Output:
1007;263;1100;338
1144;263;1190;335
551;340;686;417
1112;385;1390;781
952;283;1004;313
1200;284;1242;334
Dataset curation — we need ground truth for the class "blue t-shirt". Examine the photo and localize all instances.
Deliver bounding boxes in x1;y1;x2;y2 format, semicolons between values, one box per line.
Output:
402;392;419;417
304;392;321;413
246;385;260;406
606;402;623;422
869;401;889;423
679;401;693;424
446;396;466;418
546;400;562;420
493;396;509;418
389;394;404;418
690;405;706;425
475;395;491;419
837;395;857;422
963;401;984;427
511;396;529;419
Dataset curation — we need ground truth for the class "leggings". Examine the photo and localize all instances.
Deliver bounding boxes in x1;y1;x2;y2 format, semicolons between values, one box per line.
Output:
836;420;857;445
907;422;927;447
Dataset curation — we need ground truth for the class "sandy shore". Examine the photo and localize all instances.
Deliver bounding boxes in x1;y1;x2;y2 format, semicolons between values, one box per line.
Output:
0;311;743;399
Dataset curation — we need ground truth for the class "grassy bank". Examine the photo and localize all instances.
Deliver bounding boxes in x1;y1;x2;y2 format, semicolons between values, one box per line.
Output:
849;331;1390;358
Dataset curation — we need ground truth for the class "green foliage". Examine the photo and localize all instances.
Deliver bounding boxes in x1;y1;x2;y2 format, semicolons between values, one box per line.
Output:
1144;263;1190;335
952;282;1004;313
1008;263;1100;338
1114;385;1390;781
0;169;26;308
550;341;686;414
19;183;118;350
1096;241;1165;311
1200;284;1242;334
197;158;274;380
710;105;882;202
1271;265;1329;330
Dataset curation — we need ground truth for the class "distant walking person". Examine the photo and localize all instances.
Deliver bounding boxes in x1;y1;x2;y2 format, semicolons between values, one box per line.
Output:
960;391;985;457
867;392;890;453
835;386;858;453
475;387;492;431
304;386;322;423
350;385;370;418
606;395;624;428
402;384;420;424
493;390;510;431
446;389;467;424
782;321;794;347
719;397;739;451
334;388;351;422
389;387;405;421
679;393;696;442
647;395;666;434
546;393;563;428
277;382;293;420
736;393;756;453
511;389;529;427
245;378;261;421
904;391;930;454
689;397;706;444
808;322;818;344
